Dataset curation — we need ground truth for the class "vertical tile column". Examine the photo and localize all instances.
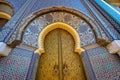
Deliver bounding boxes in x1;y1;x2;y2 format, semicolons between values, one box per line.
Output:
26;53;40;80
81;51;97;80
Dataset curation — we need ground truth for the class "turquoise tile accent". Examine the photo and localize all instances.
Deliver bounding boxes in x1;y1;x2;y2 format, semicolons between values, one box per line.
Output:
94;0;120;24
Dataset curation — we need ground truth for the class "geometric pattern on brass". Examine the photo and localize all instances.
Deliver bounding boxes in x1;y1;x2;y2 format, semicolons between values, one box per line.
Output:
36;29;85;80
61;29;85;80
36;29;59;80
36;22;84;55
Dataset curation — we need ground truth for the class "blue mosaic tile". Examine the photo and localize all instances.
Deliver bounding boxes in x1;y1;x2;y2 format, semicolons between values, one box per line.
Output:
22;12;96;47
28;0;90;17
0;48;33;80
7;0;27;13
86;47;120;80
0;0;31;42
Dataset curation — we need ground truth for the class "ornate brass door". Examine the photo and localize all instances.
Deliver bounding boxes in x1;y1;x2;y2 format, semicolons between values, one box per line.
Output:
36;29;85;80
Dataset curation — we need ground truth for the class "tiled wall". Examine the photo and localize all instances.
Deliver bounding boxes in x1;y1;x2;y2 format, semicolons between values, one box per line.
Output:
0;48;33;80
7;0;27;14
82;47;120;80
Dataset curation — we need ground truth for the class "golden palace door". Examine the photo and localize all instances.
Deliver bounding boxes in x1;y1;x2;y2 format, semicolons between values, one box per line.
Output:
36;28;85;80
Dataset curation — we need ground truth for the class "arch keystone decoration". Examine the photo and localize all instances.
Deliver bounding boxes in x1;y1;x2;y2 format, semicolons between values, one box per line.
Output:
35;22;84;55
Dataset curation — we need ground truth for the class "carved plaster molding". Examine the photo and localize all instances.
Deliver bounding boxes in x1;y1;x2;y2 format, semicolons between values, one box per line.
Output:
0;42;12;56
35;22;85;55
106;40;120;54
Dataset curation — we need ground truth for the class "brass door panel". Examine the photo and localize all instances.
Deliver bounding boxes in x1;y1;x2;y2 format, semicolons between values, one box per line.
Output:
60;29;85;80
36;29;85;80
36;29;59;80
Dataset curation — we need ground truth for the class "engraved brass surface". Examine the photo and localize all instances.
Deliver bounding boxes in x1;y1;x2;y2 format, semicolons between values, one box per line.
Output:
36;29;59;80
36;29;85;80
61;29;85;80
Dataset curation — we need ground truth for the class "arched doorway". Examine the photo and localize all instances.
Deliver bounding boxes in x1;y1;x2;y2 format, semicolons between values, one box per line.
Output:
36;28;85;80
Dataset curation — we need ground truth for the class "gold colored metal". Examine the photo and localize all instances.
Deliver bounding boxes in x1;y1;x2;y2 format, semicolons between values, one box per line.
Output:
63;62;70;76
0;12;11;20
58;29;63;80
38;22;84;54
36;29;59;80
61;29;86;80
53;63;59;76
36;29;85;80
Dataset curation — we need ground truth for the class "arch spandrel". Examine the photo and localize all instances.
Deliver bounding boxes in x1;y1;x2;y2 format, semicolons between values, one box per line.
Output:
35;22;85;55
8;7;106;51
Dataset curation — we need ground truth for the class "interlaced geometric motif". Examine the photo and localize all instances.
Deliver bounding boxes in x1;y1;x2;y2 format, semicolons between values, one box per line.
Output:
86;47;120;80
23;12;96;47
0;48;33;80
